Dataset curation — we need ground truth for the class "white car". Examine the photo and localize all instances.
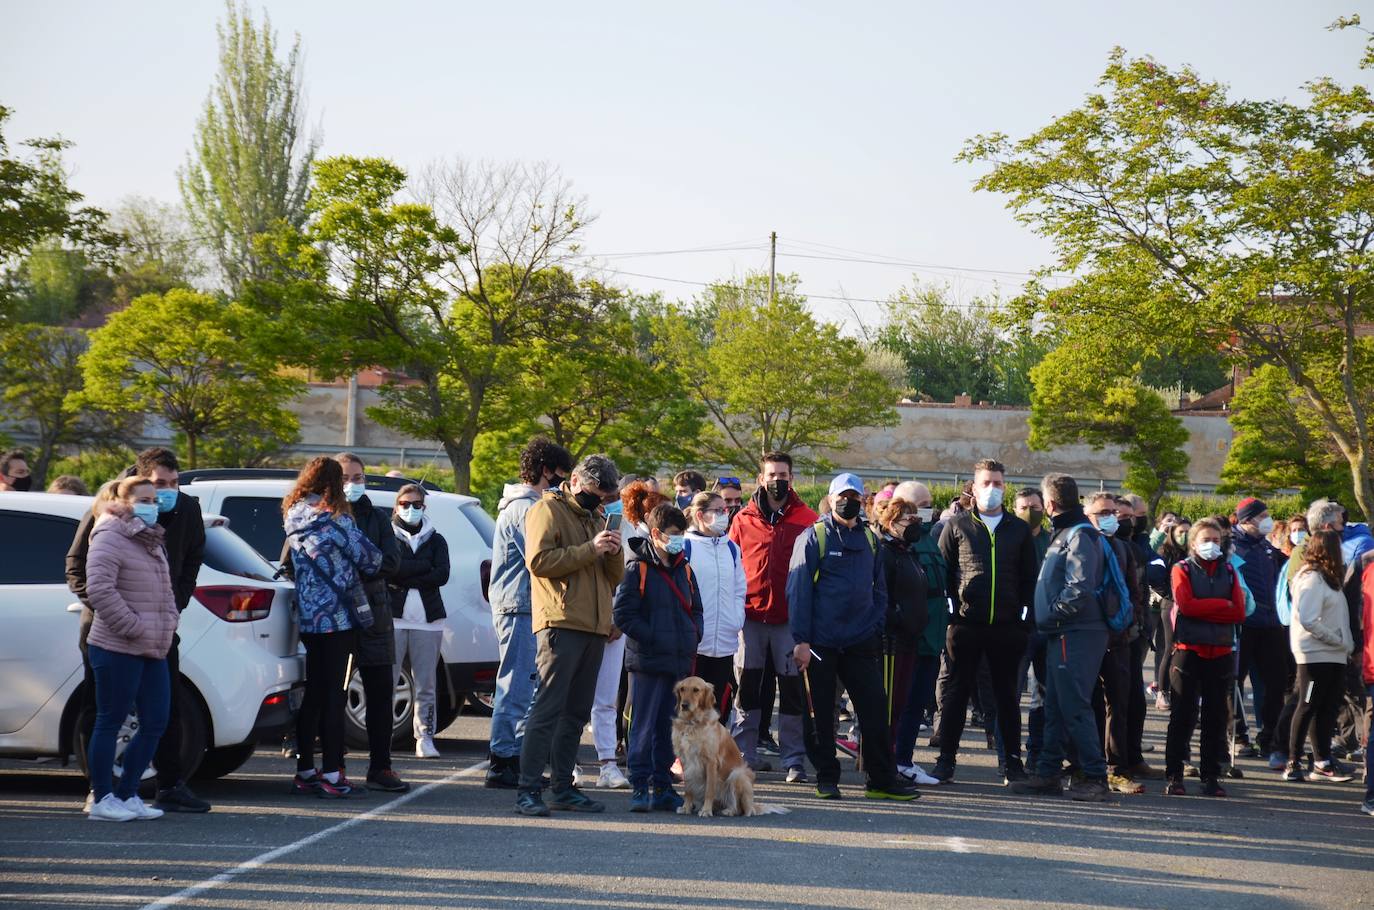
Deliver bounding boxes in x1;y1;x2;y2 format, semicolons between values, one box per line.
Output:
178;470;499;747
0;491;304;780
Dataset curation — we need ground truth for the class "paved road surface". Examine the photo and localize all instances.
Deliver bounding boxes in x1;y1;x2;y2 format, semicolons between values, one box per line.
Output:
2;708;1371;909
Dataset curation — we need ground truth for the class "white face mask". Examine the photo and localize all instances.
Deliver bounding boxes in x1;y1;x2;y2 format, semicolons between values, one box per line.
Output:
1257;516;1275;535
1290;530;1308;546
976;486;1004;512
1195;541;1224;561
916;507;935;524
709;512;729;536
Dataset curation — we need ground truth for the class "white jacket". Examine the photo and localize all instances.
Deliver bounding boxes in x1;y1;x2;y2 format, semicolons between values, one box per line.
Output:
684;530;747;658
1289;567;1354;665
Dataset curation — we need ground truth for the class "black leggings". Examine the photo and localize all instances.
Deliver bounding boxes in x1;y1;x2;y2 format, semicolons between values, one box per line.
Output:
695;655;736;725
1290;662;1346;764
297;630;357;775
1153;605;1175;691
359;662;396;772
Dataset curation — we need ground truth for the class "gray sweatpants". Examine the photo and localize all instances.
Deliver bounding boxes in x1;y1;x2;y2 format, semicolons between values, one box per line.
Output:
732;620;806;770
395;628;443;739
519;627;606;791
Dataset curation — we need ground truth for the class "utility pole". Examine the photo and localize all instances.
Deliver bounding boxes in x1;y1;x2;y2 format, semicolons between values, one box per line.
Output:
768;231;777;303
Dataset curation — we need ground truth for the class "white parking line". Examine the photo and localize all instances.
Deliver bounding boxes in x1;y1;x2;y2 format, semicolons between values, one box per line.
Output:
141;759;489;910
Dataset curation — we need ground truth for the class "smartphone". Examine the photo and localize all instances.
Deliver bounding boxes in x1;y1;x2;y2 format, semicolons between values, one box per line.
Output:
605;513;623;533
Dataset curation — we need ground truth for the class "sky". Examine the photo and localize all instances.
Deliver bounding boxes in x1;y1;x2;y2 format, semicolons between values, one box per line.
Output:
4;0;1369;329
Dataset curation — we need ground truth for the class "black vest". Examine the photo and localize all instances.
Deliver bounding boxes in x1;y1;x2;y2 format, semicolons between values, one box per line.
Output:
1173;558;1236;648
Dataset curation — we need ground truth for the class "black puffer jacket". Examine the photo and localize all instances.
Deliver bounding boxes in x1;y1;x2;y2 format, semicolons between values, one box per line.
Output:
878;534;930;655
387;518;450;623
938;509;1038;626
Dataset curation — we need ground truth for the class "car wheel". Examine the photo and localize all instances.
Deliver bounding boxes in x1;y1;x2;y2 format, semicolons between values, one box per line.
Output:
343;665;414;751
192;742;257;780
434;664;463;736
74;686;208;786
465;691;495;717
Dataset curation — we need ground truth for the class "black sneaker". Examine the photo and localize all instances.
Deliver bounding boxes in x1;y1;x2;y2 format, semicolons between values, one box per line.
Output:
486;756;521;789
1003;756;1028;785
865;781;920;801
1067;776;1110;802
1163;777;1186;796
154;781;211;813
548;785;605;813
515;789;550;817
757;735;780;757
930;757;955;783
1010;774;1062;796
815;782;842;800
1200;778;1228;797
1282;761;1307;783
366;768;410;792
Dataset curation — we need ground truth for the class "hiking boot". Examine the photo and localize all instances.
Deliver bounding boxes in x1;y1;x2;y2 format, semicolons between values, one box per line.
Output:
1125;762;1163;781
1107;773;1144;794
629;787;652;812
1200;778;1228;797
366;769;410;793
486;755;521;789
1067;776;1111;802
1282;760;1307;782
514;789;550;817
865;781;920;801
1011;774;1063;796
548;785;605;813
154;781;211;813
1311;760;1355;783
1163;776;1186;796
930;757;955;783
785;766;808;784
651;787;685;811
1002;756;1028;785
815;782;842;800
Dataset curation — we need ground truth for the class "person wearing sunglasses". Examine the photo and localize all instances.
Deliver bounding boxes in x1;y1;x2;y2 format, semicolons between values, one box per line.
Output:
388;485;451;759
713;477;745;528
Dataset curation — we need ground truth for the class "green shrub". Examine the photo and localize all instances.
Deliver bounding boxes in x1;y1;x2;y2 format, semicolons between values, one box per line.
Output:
48;448;138;494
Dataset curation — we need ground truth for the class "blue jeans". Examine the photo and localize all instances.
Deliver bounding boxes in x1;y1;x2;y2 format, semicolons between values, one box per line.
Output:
628;672;676;790
87;644;170;800
489;611;538;759
1039;629;1108;780
894;654;940;766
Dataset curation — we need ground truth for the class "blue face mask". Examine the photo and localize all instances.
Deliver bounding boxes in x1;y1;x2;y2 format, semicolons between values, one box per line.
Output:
665;534;686;555
676;494;694;510
155;488;178;513
1096;514;1119;537
344;482;365;503
603;501;623;516
133;503;160;527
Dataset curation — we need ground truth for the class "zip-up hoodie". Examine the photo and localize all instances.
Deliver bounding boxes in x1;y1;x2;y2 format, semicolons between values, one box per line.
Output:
489;483;541;616
729;487;818;625
786;513;888;650
684;530;747;658
939;508;1038;626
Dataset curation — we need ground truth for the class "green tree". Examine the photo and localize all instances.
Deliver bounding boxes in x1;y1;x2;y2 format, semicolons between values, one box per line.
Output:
180;1;318;294
660;273;900;472
1220;364;1359;503
257;155;601;493
960;36;1374;519
79;289;300;467
0;324;129;486
1028;341;1190;515
108;196;206;307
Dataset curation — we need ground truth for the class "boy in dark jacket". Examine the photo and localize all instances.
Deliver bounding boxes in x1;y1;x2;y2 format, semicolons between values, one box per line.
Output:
613;503;704;812
787;474;920;802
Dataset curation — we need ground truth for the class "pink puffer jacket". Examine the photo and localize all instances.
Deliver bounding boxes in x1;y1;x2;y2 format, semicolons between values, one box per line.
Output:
85;503;179;659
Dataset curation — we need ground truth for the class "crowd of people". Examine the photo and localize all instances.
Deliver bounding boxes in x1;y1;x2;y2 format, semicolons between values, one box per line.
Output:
4;438;1372;821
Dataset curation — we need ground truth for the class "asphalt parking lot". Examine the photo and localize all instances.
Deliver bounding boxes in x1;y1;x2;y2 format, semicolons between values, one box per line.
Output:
2;707;1372;910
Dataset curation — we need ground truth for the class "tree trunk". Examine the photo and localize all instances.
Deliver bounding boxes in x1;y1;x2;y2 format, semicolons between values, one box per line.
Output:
444;438;472;495
187;433;198;469
1346;445;1374;526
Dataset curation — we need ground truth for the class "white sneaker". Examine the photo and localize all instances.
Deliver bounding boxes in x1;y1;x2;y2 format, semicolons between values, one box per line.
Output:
89;793;136;822
121;795;164;820
899;764;940;786
83;790;94;814
416;736;440;758
596;762;631;789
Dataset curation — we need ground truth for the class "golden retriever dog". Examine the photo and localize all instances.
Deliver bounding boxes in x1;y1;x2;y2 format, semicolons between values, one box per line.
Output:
672;677;788;817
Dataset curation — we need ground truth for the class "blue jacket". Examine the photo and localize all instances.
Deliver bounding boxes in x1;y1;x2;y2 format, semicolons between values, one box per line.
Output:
284;500;383;635
1233;527;1280;628
613;547;704;678
489;483;541;615
1344;524;1374;565
786;515;887;650
1034;508;1106;634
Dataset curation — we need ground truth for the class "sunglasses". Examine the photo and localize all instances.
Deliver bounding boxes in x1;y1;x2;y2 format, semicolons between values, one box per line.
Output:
715;477;741;488
397;501;426;510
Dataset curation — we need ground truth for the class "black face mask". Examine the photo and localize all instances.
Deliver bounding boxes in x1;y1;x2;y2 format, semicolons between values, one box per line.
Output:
902;522;924;543
8;476;31;492
573;490;603;513
546;472;567;489
766;479;790;501
1115;518;1135;538
834;497;862;521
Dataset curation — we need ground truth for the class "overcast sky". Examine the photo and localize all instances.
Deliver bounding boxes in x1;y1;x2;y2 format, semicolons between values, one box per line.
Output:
4;1;1368;327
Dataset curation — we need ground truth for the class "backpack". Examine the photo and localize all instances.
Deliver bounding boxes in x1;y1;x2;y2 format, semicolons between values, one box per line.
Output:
1069;523;1134;633
813;520;878;583
683;537;738;567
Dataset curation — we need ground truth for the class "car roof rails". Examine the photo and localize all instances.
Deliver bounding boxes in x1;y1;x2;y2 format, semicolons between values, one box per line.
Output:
178;468;446;493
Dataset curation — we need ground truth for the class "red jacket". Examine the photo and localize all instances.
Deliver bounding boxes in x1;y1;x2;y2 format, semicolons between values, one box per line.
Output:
729;488;818;625
1359;557;1374;685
